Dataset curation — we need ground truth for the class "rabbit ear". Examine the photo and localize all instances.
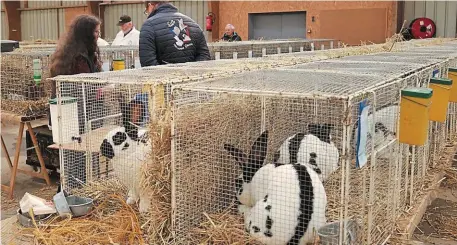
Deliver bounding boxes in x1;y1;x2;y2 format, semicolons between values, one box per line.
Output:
224;144;247;165
248;130;268;168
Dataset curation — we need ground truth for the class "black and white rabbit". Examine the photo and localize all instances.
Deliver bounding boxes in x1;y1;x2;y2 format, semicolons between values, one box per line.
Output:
352;105;398;160
224;131;276;214
238;131;327;245
100;95;151;213
273;123;340;182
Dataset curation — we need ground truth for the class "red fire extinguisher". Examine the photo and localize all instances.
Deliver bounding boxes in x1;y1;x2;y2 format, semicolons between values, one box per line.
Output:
206;12;215;32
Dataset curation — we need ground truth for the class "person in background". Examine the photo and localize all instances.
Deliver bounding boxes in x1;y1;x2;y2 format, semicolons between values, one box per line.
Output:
97;37;110;46
50;14;102;86
139;1;211;67
112;15;140;46
221;24;242;42
49;14;105;190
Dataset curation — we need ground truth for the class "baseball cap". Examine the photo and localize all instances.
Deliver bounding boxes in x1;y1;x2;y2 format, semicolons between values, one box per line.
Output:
117;15;132;26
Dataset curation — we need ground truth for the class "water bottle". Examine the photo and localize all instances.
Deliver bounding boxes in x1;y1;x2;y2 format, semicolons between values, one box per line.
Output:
33;59;42;85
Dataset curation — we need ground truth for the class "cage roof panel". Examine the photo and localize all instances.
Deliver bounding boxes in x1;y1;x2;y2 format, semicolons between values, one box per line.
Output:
280;60;424;78
178;69;388;97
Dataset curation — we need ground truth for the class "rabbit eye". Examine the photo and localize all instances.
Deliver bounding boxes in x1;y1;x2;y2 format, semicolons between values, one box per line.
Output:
237;186;243;195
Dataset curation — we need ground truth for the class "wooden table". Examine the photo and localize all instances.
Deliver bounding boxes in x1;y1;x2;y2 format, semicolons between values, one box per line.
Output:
47;125;118;152
1;112;51;199
47;125;119;185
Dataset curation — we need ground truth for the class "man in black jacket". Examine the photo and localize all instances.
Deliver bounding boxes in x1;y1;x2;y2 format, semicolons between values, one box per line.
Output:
140;1;211;67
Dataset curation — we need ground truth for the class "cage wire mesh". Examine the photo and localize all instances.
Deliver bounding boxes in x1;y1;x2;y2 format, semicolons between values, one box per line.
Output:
170;69;409;244
277;60;424;79
42;38;457;244
168;42;457;244
444;57;457;142
98;46;140;71
345;79;406;245
1;50;54;117
160;58;302;72
52;63;231;193
209;39;335;60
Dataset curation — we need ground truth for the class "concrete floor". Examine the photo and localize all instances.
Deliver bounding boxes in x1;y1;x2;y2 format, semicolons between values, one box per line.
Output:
1;119;59;220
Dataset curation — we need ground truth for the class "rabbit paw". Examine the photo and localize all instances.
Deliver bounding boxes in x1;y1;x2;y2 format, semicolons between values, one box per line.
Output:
138;197;151;213
126;190;139;205
127;197;137;205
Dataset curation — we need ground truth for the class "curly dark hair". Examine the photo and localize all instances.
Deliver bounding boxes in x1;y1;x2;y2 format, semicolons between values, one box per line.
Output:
50;14;102;77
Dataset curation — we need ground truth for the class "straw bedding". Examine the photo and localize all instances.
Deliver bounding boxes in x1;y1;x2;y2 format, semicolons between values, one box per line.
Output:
138;108;173;244
1;55;52;117
389;141;457;244
10;38;457;244
11;179;145;245
0;99;49;117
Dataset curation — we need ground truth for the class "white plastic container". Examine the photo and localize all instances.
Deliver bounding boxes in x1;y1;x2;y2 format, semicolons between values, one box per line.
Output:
49;97;79;144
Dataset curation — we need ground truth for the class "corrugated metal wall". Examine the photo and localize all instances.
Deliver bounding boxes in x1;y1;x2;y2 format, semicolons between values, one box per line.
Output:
62;1;86;7
404;1;457;38
19;1;86;41
28;1;60;8
103;1;208;41
21;9;60;40
58;8;65;38
1;9;7;40
25;1;84;8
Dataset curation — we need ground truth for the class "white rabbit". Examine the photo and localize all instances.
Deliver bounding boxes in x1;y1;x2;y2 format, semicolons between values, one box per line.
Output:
242;133;327;245
352;105;398;160
224;131;276;214
100;126;152;213
274;123;340;183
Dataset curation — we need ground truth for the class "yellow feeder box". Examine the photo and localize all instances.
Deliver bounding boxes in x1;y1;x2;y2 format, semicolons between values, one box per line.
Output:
448;68;457;102
112;58;126;71
399;87;433;146
429;78;453;122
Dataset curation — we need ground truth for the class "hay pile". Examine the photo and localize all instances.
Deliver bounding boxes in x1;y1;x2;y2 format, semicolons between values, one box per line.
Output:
13;179;145;245
188;206;263;245
1;54;52;117
1;98;49;117
138;108;173;244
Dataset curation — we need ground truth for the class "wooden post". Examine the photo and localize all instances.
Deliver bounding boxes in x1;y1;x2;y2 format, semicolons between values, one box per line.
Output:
4;1;21;40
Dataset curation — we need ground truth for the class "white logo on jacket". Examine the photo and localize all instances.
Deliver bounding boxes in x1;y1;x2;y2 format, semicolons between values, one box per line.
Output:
168;18;193;50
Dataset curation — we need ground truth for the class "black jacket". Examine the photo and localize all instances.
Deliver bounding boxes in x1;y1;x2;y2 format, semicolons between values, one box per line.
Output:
139;3;211;67
221;32;242;42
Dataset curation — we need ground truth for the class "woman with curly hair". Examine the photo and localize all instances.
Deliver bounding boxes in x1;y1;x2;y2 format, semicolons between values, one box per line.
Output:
50;14;103;83
49;15;105;189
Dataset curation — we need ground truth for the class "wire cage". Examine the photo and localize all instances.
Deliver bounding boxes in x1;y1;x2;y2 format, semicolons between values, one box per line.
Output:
52;58;289;193
1;50;54;117
170;67;427;244
99;46;140;71
44;38;457;245
208;39;336;60
277;59;424;79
